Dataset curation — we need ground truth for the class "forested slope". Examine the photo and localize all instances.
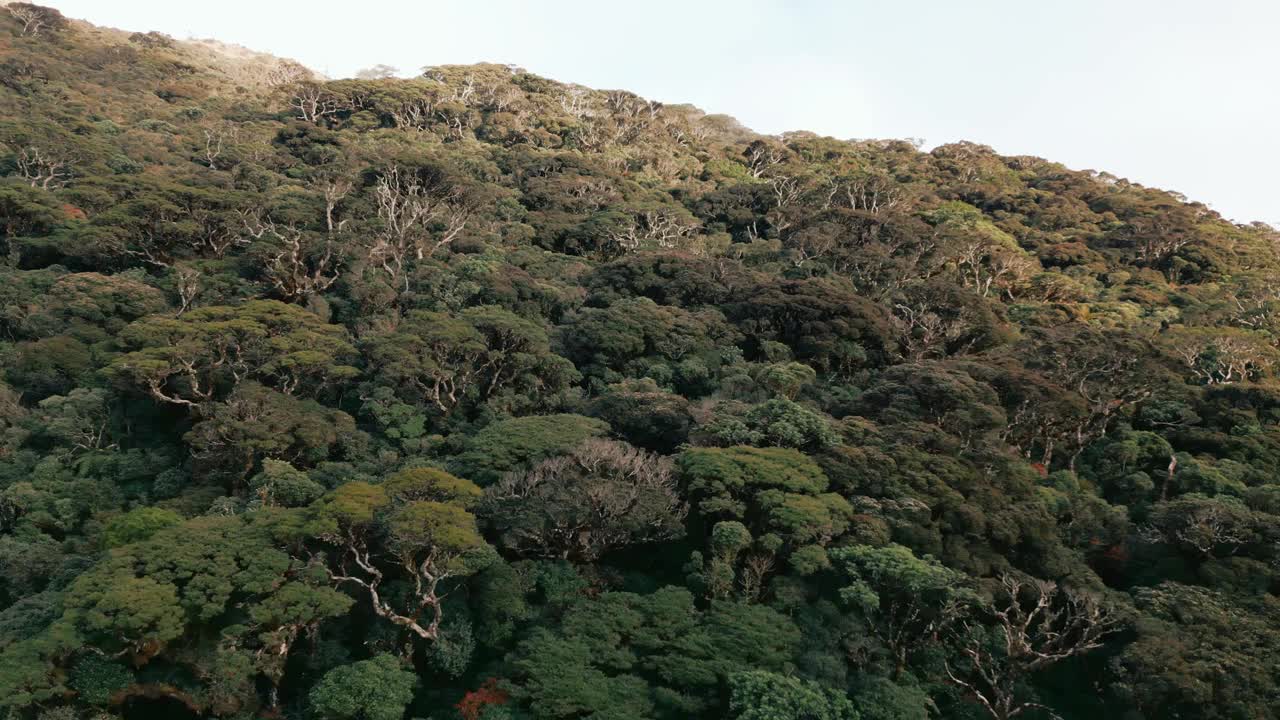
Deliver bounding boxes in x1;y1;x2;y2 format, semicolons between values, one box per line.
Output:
1;4;1278;719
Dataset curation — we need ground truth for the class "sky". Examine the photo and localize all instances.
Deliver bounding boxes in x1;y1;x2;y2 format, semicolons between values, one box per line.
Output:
44;0;1280;225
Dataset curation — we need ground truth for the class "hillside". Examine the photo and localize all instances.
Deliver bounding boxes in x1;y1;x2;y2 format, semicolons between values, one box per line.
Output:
1;4;1278;720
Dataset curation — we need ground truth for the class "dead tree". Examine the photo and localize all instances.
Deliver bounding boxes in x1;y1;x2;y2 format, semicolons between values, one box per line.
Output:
265;60;313;88
324;532;446;646
744;140;786;178
321;176;353;236
1173;334;1275;385
945;575;1122;720
289;82;339;123
241;213;340;302
7;3;66;37
14;146;73;189
174;264;202;316
366;165;470;287
823;172;906;215
607;209;698;255
483;439;685;562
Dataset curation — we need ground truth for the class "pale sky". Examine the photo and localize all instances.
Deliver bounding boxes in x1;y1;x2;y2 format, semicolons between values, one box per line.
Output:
46;0;1279;225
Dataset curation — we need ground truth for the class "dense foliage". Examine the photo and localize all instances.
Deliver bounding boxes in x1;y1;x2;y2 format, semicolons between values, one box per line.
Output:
1;5;1278;719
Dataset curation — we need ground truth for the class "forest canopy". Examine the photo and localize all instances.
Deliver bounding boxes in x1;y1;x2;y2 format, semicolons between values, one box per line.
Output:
0;4;1278;720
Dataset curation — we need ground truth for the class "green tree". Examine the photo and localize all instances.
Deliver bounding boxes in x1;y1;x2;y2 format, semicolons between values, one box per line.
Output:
586;378;693;453
106;300;358;408
249;580;354;707
310;654;417;720
102;506;181;547
185;381;356;488
832;544;973;678
508;587;800;719
1115;582;1280;720
724;277;894;377
678;446;851;553
363;308;489;414
449;414;609;485
559;297;740;394
248;458;325;507
727;671;858;720
701;397;840;451
309;467;493;644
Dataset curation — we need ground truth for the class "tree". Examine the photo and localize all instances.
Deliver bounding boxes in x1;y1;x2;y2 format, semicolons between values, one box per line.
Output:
944;575;1123;720
679;446;849;544
248;458;325;508
36;388;115;454
724;277;895;377
63;572;185;660
700;397;840;451
742;139;788;178
448;414;610;486
356;64;400;80
107;300;359;409
310;655;417;720
365;306;575;416
686;520;753;599
1019;327;1161;469
0;182;64;244
7;335;93;401
833;544;974;678
889;280;1010;361
1122;201;1200;275
364;309;484;413
12;146;73;188
929;202;1037;299
508;587;801;718
587;378;694;452
186;382;356;487
241;213;341;302
309;468;492;645
288;81;341;123
728;671;858;720
483;439;685;561
103;507;181;547
70;178;252;265
250;580;354;708
857;361;1006;451
28;271;167;342
1141;494;1260;560
362;163;473;288
849;677;933;720
30;510;344;714
604;206;702;256
1115;583;1280;719
558;296;740;393
6;4;66;37
584;251;731;308
0;624;79;712
1167;328;1278;385
678;446;851;591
